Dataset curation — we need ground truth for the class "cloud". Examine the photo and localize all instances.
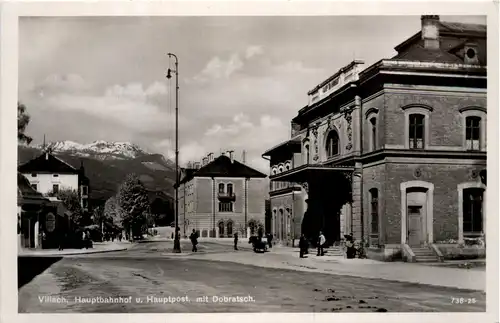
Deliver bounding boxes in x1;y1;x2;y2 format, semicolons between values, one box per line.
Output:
189;45;265;84
153;112;288;172
32;76;186;134
35;73;89;97
245;45;264;59
192;54;244;83
105;82;167;100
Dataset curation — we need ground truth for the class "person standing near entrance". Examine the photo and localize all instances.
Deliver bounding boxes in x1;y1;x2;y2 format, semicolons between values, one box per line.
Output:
317;231;326;256
267;233;273;249
234;232;239;250
190;229;198;252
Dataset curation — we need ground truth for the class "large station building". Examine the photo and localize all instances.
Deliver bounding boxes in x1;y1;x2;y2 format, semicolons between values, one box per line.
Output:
263;16;486;260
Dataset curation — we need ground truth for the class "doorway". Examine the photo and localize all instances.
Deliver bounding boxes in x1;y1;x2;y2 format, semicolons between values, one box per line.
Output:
406;188;428;247
407;205;423;247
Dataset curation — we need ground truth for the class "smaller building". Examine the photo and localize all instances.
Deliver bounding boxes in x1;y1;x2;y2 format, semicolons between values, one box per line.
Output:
176;151;267;238
18;172;72;249
18;151;90;211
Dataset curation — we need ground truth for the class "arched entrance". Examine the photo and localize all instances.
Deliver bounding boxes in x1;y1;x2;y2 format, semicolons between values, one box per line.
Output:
301;171;352;246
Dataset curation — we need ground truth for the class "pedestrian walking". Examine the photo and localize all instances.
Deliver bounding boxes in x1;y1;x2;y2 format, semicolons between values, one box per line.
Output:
190;229;198;252
299;233;308;258
267;233;273;249
234;232;239;250
317;231;326;256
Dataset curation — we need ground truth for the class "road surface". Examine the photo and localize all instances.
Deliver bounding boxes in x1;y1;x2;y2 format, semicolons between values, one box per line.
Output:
18;241;486;313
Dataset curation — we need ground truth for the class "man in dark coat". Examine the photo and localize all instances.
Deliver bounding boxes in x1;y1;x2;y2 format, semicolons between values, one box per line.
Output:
299;234;308;258
267;233;273;249
190;229;198;252
234;232;239;250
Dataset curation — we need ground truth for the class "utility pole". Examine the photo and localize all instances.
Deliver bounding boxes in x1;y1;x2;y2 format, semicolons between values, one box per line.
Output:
167;53;181;253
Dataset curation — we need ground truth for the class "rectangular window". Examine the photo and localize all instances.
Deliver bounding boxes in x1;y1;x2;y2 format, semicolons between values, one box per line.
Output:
31;173;37;177
218;202;233;212
466;117;481;151
53;174;59;177
409;114;425;149
463;188;483;234
52;184;59;194
82;199;88;209
82;186;88;195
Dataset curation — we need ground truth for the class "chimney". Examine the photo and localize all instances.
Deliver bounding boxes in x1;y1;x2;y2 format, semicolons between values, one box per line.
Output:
45;152;49;160
421;15;440;50
242;150;246;164
228;150;234;163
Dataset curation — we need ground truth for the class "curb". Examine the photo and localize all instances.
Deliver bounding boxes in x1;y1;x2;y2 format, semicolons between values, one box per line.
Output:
18;247;129;257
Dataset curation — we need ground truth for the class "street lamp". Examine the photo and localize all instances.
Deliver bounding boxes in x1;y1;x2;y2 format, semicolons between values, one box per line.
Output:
167;52;181;253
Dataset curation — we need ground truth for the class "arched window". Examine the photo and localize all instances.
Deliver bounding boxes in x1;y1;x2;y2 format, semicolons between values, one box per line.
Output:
463;188;484;235
226;221;233;237
303;140;310;165
285;162;291;171
326;130;340;157
409;114;425;149
227;183;233;196
466;116;481;151
370;117;377;151
218;221;225;237
369;189;379;235
218;183;225;194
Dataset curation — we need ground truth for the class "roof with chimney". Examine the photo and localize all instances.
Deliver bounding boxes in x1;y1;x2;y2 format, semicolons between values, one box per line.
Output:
393;16;487;65
175;155;267;187
18;152;80;174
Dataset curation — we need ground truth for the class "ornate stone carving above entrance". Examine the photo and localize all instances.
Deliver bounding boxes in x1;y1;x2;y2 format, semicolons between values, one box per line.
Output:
414;168;422;178
470;169;479;180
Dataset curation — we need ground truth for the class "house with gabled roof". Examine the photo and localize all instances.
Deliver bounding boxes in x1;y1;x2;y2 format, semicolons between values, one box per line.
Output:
18;151;90;212
175;151;267;239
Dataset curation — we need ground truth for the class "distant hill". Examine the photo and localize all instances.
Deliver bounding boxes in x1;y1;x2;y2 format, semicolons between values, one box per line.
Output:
18;141;176;206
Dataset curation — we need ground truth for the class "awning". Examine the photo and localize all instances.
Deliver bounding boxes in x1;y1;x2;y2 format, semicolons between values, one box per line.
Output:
262;137;302;157
269;164;354;182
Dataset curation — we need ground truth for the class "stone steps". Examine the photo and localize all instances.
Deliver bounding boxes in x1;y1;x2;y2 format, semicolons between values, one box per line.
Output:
411;247;440;262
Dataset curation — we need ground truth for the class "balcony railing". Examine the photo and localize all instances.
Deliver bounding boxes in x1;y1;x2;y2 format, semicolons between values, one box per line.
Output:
218;192;236;201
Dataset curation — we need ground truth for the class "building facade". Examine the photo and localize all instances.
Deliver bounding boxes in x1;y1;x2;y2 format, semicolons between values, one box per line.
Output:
18;152;90;211
263;16;487;260
176;152;267;238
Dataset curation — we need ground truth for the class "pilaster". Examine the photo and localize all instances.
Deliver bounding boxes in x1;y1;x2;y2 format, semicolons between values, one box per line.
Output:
351;162;363;240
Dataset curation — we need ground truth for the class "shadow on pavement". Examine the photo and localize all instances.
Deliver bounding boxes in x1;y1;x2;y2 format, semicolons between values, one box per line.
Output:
18;256;62;289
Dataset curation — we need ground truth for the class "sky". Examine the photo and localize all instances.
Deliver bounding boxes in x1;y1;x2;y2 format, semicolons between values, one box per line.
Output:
19;15;486;172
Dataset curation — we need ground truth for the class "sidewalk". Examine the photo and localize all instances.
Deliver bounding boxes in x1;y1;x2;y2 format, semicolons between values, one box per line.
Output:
18;241;131;257
191;245;486;292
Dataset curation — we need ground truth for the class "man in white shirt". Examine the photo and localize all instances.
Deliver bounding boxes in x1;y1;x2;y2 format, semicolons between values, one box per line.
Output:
317;231;326;256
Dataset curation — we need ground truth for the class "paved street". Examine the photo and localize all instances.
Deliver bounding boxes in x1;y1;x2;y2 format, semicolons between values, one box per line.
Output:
19;241;486;313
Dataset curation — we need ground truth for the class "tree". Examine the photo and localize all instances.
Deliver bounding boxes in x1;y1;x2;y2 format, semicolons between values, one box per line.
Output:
46;188;84;227
116;174;151;238
18;102;33;145
104;196;123;231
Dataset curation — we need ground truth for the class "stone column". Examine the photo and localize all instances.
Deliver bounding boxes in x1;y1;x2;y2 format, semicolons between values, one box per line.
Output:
351;163;363;241
457;188;464;244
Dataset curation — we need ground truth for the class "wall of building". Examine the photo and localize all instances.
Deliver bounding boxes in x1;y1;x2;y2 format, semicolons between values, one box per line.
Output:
383;158;486;244
383;88;487;149
362;92;385;153
362;162;387;245
22;173;79;194
188;176;266;238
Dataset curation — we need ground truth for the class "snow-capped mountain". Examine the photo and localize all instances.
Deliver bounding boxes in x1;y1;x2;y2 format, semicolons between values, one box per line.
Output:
37;140;149;160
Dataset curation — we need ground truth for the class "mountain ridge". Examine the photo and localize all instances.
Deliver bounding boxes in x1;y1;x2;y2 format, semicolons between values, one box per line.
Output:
18;141;176;205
